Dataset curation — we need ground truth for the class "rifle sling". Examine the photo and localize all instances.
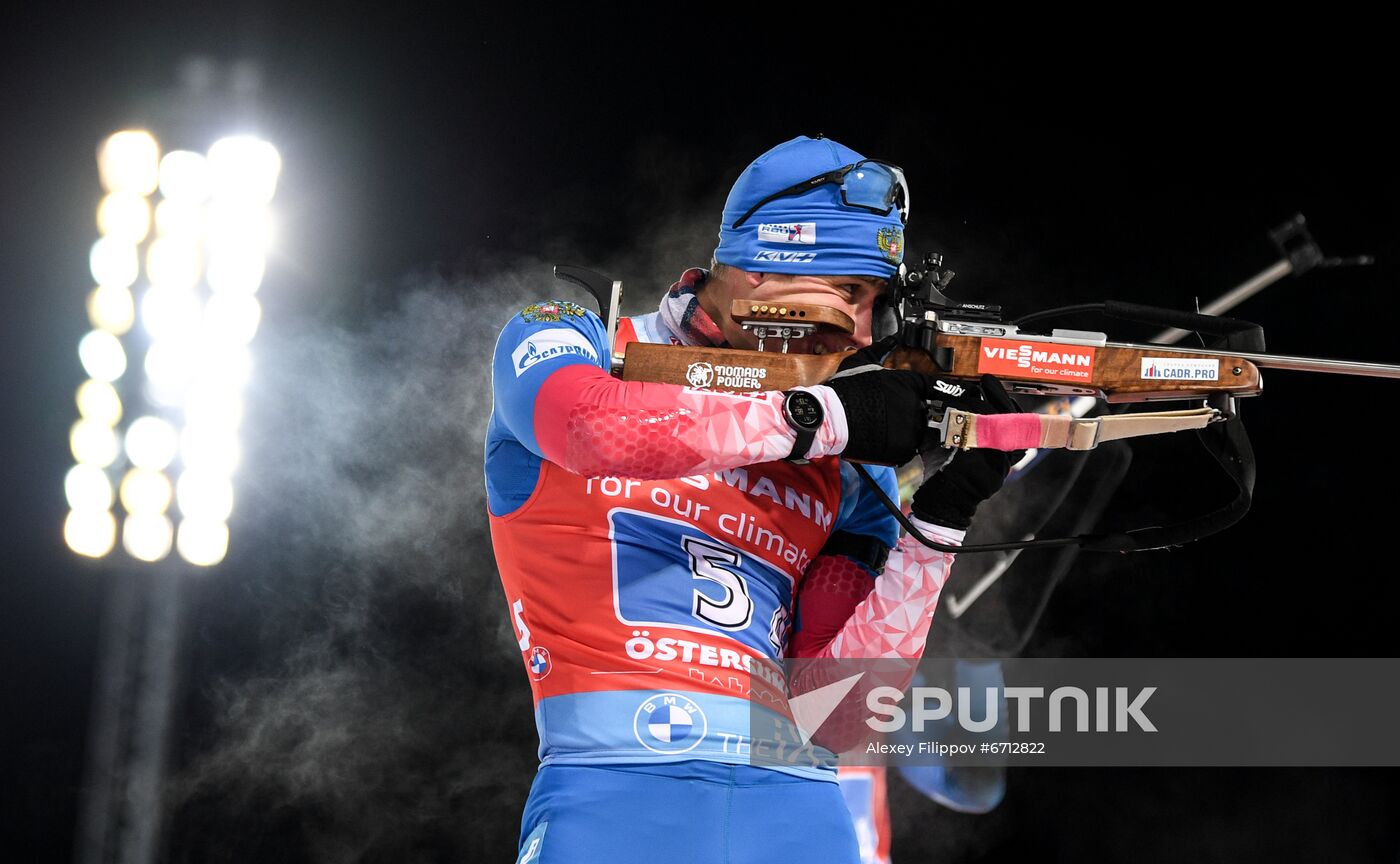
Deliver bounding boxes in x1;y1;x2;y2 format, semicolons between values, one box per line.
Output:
863;405;1255;554
952;407;1220;452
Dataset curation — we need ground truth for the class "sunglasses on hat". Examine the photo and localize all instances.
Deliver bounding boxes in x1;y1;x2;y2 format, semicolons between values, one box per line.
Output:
730;159;910;229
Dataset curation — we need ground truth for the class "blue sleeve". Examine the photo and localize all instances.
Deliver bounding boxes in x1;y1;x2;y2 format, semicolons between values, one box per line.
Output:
490;300;610;457
485;301;609;517
831;461;901;549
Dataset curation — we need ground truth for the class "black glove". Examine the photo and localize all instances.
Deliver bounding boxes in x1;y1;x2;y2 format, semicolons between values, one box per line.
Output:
911;374;1025;530
823;337;926;465
824;337;982;466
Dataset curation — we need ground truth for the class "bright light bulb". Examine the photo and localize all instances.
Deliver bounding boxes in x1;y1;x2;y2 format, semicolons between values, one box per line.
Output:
204;294;262;345
70;420;120;467
176;469;234;522
207;136;281;203
87;284;136;334
143;340;197;404
159;150;211;202
176;519;229;566
122;513;173;562
96;192;152;244
65;464;114;511
89;237;138;288
141;285;203;341
125;416;179;470
146;238;202;290
207;202;275;254
78;330;127;382
120;468;173;514
154;199;204;243
65;509;117;558
206;248;265;294
181;424;241;475
76;379;123;426
98;130;160;195
202;347;252;390
185;387;244;430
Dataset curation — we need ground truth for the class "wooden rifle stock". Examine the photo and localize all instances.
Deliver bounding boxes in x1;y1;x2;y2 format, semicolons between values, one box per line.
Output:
619;324;1263;404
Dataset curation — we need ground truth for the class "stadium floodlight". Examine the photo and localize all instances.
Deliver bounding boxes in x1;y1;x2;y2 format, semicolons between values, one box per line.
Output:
76;380;124;427
203;294;262;345
154;198;204;243
78;330;128;382
65;510;117;558
122;512;173;562
120;468;174;515
87;284;137;335
70;419;120;468
143;340;199;407
66;464;115;512
89;237;139;289
69;124;280;567
207;136;282;204
98;130;160;196
202;345;252;390
124;416;179;471
146;238;202;290
140;286;203;342
158;150;211;202
97;192;152;244
207;203;275;261
176;519;228;567
175;469;234;522
180;424;240;476
206;248;265;295
184;385;244;431
75;82;285;864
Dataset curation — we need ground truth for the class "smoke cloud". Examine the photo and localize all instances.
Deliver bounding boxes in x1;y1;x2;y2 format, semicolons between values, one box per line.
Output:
169;268;549;862
167;171;727;861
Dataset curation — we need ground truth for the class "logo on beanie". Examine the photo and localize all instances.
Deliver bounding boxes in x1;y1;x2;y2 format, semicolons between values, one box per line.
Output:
876;227;904;264
754;250;817;264
758;223;817;245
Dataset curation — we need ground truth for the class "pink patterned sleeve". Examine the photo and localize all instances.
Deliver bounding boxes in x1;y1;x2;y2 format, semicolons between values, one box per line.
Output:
533;363;848;478
785;520;963;753
796;517;964;661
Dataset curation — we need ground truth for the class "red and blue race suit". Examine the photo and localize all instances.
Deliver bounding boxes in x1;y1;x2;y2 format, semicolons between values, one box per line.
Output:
486;293;965;861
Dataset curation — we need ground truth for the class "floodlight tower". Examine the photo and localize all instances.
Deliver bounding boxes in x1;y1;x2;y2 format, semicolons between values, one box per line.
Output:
70;58;282;864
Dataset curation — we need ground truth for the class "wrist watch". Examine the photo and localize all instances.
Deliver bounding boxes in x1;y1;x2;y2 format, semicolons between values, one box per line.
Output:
782;390;825;463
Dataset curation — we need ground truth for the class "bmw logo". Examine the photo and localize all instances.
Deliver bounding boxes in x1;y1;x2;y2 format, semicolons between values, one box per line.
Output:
527;646;551;681
633;693;707;754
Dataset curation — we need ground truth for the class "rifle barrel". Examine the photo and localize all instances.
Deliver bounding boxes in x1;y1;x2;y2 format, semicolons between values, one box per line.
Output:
1243;352;1400;379
1125;342;1400;380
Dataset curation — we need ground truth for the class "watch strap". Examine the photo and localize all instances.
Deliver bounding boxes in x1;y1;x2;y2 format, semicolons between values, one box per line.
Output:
786;427;817;463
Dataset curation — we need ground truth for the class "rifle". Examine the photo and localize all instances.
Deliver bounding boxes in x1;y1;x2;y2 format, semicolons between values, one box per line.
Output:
554;233;1395;553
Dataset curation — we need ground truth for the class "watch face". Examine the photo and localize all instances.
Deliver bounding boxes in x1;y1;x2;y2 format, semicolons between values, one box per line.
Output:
787;392;823;430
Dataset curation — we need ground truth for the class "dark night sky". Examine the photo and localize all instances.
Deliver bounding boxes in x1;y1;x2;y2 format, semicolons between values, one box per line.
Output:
2;8;1398;863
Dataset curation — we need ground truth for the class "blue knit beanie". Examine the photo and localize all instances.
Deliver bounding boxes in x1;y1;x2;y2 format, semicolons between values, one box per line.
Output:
715;135;905;278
